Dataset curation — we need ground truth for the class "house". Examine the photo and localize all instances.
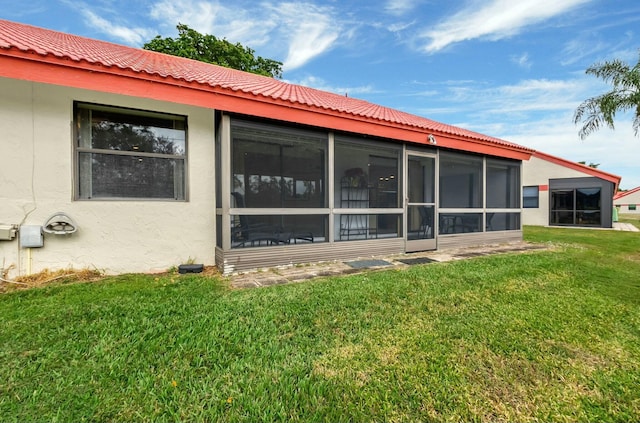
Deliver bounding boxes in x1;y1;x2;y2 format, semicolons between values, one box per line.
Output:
522;151;620;227
0;19;559;277
614;186;640;214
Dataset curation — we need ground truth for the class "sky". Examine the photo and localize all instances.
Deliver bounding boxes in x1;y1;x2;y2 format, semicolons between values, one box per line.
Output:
2;0;639;188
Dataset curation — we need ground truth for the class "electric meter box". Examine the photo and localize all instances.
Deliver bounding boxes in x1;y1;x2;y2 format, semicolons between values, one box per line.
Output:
20;225;44;248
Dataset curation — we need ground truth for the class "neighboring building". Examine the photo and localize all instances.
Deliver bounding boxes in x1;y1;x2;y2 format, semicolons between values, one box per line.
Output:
522;151;620;228
614;186;640;214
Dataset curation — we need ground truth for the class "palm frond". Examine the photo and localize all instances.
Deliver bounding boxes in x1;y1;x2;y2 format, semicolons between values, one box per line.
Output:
576;51;640;139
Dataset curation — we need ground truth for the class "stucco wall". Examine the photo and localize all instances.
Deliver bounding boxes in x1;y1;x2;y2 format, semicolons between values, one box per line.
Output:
0;78;215;277
521;155;609;226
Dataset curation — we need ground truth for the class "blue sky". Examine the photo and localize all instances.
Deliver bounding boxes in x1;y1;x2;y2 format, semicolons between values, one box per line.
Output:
2;0;639;188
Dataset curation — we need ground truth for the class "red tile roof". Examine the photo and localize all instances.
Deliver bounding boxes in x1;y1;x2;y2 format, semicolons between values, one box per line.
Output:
0;19;533;155
614;185;640;200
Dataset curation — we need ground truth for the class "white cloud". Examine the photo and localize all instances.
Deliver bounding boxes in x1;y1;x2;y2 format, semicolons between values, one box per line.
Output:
419;0;592;53
289;75;375;96
505;115;640;188
441;78;587;116
147;1;342;71
560;37;609;66
387;21;416;34
149;0;274;48
265;2;341;71
385;0;419;16
66;1;155;45
408;75;639;188
511;52;532;69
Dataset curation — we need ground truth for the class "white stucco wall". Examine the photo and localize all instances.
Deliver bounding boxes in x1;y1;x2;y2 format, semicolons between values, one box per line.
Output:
521;155;603;226
0;78;216;277
614;189;640;214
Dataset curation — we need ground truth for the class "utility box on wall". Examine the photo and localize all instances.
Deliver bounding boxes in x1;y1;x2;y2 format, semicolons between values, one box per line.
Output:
20;225;44;248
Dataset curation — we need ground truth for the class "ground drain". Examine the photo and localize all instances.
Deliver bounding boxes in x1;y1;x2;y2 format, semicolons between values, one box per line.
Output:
396;257;437;265
346;259;393;269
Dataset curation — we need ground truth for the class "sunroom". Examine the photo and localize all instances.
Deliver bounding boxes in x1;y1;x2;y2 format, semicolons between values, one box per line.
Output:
215;114;523;274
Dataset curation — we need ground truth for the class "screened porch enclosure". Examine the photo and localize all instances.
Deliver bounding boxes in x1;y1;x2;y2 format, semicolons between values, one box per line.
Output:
215;115;524;273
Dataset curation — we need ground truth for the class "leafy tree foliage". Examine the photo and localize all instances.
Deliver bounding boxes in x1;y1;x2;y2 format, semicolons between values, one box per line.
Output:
578;161;600;168
143;24;283;78
574;51;640;139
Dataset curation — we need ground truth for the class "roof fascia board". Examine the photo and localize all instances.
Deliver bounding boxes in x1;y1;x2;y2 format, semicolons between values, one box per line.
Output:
614;185;640;199
533;151;621;189
1;52;531;161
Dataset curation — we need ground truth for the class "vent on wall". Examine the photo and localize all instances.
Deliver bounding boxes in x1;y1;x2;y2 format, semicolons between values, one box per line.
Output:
43;212;77;235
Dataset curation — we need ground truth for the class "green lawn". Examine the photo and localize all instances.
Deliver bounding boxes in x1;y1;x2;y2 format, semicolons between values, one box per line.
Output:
619;213;640;229
1;227;639;422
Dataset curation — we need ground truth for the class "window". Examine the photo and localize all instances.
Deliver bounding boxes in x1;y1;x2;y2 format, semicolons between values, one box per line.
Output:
630;204;637;211
523;186;539;208
550;188;601;226
75;103;186;200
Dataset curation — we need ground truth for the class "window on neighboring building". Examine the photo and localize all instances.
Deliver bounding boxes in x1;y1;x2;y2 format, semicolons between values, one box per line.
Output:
523;186;540;208
550;188;601;226
630;204;637;211
75;102;187;200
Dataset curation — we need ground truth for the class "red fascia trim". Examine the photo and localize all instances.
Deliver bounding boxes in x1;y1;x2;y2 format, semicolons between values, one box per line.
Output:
0;52;532;160
614;185;640;200
533;151;621;189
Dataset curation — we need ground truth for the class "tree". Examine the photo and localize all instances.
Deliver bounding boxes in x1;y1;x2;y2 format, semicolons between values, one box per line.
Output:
577;161;600;168
573;51;640;139
143;24;283;79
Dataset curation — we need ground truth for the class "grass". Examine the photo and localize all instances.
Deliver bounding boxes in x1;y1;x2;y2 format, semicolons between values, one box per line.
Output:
619;213;640;229
1;226;639;422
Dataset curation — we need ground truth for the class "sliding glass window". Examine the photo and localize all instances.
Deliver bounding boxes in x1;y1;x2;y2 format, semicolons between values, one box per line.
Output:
551;188;601;226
